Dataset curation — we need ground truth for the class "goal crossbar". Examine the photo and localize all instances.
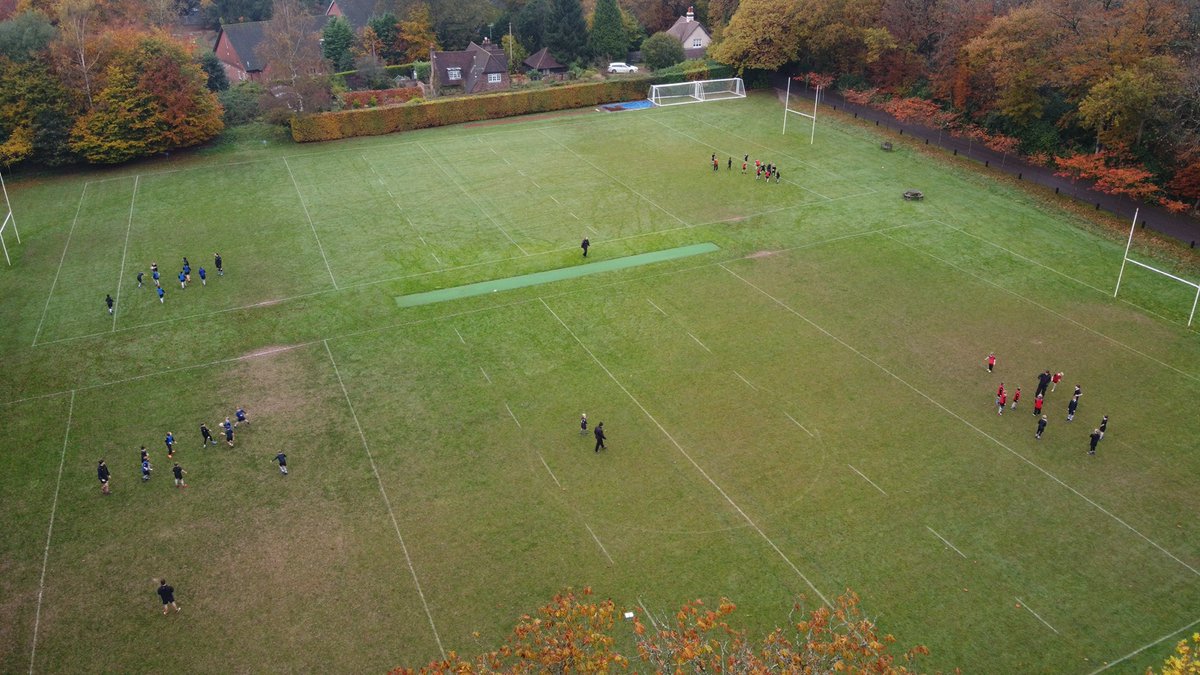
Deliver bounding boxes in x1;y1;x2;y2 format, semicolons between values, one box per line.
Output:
782;78;821;144
649;78;745;107
1114;209;1200;326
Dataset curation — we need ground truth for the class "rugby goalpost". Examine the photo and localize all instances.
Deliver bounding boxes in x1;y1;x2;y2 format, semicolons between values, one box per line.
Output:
0;170;18;266
782;76;821;144
1113;208;1200;326
648;78;746;107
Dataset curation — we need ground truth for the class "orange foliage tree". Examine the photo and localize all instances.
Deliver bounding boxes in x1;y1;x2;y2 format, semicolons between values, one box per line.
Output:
1054;150;1162;201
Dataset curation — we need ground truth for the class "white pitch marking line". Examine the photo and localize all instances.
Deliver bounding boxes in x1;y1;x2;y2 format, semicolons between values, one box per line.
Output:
782;412;814;438
723;263;1200;578
530;179;543;189
537;452;562;489
283;157;338;289
637;598;660;630
479;366;492;384
926;526;966;558
111;176;139;331
502;157;512;166
1015;597;1059;634
430;251;442;265
538;129;690;227
362;154;434;253
733;370;757;390
646;298;668;316
28;389;74;675
847;464;888;496
32;182;88;346
505;402;522;428
687;331;712;353
323;341;445;658
453;327;465;344
549;195;562;205
1088;616;1200;674
571;213;580;220
584;522;615;565
416;142;529;256
489;147;499;156
541;298;830;606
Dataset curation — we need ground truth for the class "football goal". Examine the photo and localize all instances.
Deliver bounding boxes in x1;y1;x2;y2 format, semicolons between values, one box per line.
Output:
0;170;18;266
1113;208;1200;326
648;78;746;107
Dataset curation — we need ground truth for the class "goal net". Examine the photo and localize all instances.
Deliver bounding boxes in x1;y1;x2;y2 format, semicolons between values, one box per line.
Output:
649;78;745;106
0;170;18;266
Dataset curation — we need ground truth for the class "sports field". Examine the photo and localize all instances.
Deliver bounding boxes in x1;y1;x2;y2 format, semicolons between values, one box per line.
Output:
2;91;1198;673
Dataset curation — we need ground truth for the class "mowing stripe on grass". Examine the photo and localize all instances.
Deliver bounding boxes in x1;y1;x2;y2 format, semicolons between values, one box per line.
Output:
29;389;74;675
396;243;720;307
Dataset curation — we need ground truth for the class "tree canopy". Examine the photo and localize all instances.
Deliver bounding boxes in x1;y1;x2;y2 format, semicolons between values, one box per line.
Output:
544;0;586;64
642;30;683;70
587;0;624;62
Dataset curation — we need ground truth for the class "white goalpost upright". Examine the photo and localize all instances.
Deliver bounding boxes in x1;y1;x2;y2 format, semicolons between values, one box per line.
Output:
648;78;746;107
782;77;821;144
0;170;19;266
1113;208;1200;326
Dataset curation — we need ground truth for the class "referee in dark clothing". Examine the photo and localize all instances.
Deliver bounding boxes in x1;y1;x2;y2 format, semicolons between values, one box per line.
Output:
1035;370;1051;398
593;422;606;452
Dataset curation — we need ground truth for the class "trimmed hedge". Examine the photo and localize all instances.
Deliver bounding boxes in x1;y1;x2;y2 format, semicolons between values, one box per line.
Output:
341;86;422;108
292;78;650;142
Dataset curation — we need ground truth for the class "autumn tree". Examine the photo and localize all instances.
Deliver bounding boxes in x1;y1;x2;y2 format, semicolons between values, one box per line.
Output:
69;34;223;163
366;13;400;63
0;56;76;165
1168;159;1200;213
642;30;683;69
321;15;355;71
1077;58;1182;151
1054;149;1162;201
587;0;623;62
1155;631;1200;674
0;10;56;61
709;0;802;72
52;0;106;109
544;0;586;64
500;32;525;72
396;3;437;62
255;0;330;114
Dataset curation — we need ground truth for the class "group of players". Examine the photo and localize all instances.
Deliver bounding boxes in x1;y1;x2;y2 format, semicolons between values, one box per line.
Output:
987;353;1109;455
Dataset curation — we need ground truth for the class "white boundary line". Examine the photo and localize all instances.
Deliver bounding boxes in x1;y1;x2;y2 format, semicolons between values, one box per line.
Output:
416;142;529;256
540;297;831;606
361;154;438;257
537;452;562;489
782;412;815;438
283;157;338;289
1015;597;1059;634
452;327;465;344
504;402;522;428
479;366;492;384
733;370;757;390
687;331;711;353
1088;616;1200;674
584;522;615;565
28;389;74;675
847;463;887;496
111;176;139;331
31;183;88;346
323;340;445;659
646;298;668;316
925;526;966;558
721;262;1200;579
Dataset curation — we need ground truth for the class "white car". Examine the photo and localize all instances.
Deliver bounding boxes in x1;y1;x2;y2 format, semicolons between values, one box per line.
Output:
607;62;639;74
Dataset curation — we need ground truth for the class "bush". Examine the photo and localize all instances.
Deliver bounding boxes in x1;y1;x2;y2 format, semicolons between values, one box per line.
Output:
219;82;265;126
340;86;422;108
643;32;684;70
650;59;734;84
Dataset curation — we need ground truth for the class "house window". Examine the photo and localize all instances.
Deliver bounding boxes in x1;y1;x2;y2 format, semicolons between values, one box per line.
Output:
447;67;462;81
487;72;502;84
692;37;702;47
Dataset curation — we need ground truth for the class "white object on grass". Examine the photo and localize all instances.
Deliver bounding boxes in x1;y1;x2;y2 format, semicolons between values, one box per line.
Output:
649;78;745;107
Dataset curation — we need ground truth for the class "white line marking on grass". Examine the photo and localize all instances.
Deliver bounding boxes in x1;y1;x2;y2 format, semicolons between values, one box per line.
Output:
29;389;74;675
646;298;668;316
479;366;492;384
637;598;660;630
686;331;712;353
925;526;966;558
502;157;512;166
453;327;465;344
880;232;1200;385
733;370;757;390
362;155;436;255
584;522;615;565
1015;597;1059;634
111;176;139;331
283;157;338;289
538;452;562;489
540;297;831;606
430;251;442;265
550;195;562;205
722;262;1200;578
782;412;815;438
530;179;543;189
538;129;690;227
505;402;522;428
323;341;445;659
32;183;88;346
416;142;529;256
1088;616;1200;674
571;213;580;220
847;464;887;496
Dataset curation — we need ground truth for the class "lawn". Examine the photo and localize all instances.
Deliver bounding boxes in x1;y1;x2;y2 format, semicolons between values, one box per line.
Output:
1;91;1198;673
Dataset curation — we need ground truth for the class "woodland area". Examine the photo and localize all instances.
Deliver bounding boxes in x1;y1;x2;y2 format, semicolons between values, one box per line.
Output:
0;0;1197;211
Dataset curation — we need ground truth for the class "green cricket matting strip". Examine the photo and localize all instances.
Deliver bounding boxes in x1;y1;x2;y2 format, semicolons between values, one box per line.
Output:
395;243;721;307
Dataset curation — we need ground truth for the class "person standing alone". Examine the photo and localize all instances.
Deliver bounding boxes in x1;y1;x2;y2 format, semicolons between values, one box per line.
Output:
593;422;606;453
157;579;180;614
1089;428;1101;456
581;237;590;258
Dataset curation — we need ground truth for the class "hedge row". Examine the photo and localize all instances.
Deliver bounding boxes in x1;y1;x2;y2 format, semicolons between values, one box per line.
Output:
341;86;422;108
291;78;651;142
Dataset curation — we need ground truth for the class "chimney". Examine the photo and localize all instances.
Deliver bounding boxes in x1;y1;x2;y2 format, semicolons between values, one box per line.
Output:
686;5;694;21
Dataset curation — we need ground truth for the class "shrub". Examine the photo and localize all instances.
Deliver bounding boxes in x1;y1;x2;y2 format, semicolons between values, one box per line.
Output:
340;86;422;108
643;31;685;70
219;82;266;126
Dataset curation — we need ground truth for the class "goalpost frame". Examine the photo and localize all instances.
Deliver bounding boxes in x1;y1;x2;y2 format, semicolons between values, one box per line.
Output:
648;78;746;107
0;170;19;266
1114;208;1200;326
782;77;820;144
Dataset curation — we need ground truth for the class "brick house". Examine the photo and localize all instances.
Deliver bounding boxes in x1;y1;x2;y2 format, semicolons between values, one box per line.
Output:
431;39;509;94
522;47;567;78
214;16;327;83
665;6;711;60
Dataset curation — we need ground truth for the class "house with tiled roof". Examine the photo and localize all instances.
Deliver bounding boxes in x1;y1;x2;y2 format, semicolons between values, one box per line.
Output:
522;47;567;77
431;39;509;94
214;16;327;83
324;0;383;31
665;6;710;60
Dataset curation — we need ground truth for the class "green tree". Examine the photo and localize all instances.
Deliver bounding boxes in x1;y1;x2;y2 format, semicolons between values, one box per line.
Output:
367;13;401;63
545;0;586;63
516;0;549;52
620;6;645;51
0;11;56;61
709;0;802;72
202;0;272;28
69;35;223;163
198;50;229;91
397;3;438;62
218;80;263;125
322;15;355;72
0;57;76;165
642;30;683;69
500;32;526;72
588;0;625;62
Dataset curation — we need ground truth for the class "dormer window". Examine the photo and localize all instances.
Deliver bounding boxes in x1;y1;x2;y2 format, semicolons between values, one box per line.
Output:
447;67;462;81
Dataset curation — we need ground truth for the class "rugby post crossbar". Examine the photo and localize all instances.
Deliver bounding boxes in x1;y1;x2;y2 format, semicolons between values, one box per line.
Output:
782;77;820;144
0;170;19;266
1114;208;1200;326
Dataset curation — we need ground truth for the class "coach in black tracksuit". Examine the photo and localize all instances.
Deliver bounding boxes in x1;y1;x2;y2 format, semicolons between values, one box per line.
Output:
593;422;606;453
1035;370;1052;398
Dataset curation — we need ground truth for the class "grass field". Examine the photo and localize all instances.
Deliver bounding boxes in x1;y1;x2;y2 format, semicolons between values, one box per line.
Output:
2;91;1199;674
